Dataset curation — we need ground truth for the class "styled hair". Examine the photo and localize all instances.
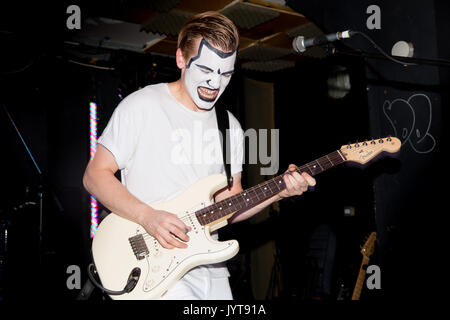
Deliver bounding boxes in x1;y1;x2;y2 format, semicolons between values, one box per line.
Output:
177;11;239;61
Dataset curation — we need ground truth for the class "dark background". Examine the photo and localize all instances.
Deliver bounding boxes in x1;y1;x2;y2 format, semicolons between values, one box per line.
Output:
0;0;447;302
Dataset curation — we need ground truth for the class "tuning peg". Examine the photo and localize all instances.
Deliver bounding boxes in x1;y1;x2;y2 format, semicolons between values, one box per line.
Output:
370;139;376;145
346;143;352;149
387;136;392;142
355;140;359;148
379;139;384;143
362;140;368;146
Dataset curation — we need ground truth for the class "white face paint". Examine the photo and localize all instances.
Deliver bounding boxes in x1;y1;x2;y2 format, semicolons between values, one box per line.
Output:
184;39;236;110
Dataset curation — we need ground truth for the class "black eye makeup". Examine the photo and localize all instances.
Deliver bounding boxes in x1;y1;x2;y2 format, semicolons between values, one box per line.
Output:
195;64;213;73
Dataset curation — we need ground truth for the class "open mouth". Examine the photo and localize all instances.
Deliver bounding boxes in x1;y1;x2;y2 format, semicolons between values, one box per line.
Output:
197;86;219;102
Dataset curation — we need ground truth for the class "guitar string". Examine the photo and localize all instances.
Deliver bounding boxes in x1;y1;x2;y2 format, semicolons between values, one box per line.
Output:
140;153;344;240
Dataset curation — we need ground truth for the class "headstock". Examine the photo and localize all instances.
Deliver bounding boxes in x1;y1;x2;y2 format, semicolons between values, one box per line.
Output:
340;137;401;165
361;232;376;257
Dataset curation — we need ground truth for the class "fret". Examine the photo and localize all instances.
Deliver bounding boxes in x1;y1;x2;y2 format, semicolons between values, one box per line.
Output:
325;154;334;166
306;163;316;176
275;176;285;191
300;164;313;175
269;179;277;192
308;162;321;176
261;181;270;195
265;180;276;194
241;191;251;207
263;181;273;196
209;204;220;223
336;149;346;161
257;183;268;198
231;195;244;210
225;197;235;211
196;208;206;219
223;199;235;214
315;159;324;172
250;185;261;201
214;203;224;219
248;187;260;202
256;185;265;200
318;156;332;170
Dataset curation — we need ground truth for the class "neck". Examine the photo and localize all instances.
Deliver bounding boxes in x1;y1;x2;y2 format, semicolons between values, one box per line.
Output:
195;150;346;227
168;80;208;113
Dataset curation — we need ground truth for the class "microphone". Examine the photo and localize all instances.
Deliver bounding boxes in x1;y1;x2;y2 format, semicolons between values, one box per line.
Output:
292;30;354;53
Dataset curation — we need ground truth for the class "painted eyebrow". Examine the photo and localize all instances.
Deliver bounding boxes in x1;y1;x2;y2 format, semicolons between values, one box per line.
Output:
195;64;214;72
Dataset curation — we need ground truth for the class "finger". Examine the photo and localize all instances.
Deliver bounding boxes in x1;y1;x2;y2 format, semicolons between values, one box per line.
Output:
155;234;174;250
164;229;188;249
169;214;192;233
287;173;302;192
301;172;316;186
284;173;303;195
283;172;294;191
289;171;307;192
168;224;190;242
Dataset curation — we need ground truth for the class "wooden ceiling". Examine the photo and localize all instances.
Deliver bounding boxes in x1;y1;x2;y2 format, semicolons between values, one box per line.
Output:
141;0;313;60
80;0;326;71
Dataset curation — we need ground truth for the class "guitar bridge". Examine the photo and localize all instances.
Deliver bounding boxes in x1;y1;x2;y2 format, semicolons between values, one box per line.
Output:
129;234;149;260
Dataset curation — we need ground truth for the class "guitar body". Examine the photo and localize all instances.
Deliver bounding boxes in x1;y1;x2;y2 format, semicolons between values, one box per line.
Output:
92;174;239;300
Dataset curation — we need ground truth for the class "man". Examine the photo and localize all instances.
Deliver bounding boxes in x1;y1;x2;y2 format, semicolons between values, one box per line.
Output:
83;11;316;300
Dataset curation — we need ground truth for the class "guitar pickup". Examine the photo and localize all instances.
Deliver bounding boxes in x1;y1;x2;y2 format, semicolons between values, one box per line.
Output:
129;234;149;260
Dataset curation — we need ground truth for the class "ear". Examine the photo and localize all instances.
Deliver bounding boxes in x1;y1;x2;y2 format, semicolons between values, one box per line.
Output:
176;48;187;69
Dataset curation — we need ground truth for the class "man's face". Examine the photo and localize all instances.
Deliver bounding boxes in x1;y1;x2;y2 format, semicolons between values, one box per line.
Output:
184;38;236;110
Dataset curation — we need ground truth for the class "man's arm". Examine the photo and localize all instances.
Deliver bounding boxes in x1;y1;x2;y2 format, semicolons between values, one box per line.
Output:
214;165;316;224
83;144;191;249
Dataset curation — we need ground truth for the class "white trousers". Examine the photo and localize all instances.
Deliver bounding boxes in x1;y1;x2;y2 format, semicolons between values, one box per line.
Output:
161;267;233;300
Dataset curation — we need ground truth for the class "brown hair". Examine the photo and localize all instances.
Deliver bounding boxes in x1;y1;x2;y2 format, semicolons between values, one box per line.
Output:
178;11;239;61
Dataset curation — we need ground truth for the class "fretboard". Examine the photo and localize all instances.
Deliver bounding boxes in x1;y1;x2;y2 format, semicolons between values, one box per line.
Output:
352;255;371;300
195;150;346;226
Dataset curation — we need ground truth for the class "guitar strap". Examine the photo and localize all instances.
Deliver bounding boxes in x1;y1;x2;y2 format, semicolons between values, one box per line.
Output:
215;103;233;189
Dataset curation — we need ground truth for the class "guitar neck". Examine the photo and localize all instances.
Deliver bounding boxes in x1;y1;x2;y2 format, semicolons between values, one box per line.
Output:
352;255;371;300
195;150;346;226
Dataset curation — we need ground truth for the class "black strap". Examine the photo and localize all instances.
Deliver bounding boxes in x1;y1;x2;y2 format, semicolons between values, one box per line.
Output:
215;105;233;189
76;277;96;300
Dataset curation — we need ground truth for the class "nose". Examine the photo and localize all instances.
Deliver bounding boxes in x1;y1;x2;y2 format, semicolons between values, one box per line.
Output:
207;73;221;89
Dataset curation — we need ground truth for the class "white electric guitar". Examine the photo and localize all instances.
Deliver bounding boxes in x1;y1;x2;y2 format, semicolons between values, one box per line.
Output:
91;137;401;300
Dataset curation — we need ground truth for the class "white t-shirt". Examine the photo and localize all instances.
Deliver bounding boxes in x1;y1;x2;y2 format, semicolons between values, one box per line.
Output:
98;83;244;278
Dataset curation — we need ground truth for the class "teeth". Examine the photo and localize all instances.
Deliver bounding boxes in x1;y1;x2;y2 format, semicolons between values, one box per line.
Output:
198;87;218;98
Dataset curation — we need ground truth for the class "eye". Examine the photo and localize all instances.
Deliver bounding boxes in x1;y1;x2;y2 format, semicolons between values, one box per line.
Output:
222;73;232;78
200;69;211;74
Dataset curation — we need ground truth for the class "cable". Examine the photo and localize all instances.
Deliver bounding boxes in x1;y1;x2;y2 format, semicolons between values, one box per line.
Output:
87;263;140;296
2;104;42;175
67;59;115;70
350;30;418;66
0;57;36;75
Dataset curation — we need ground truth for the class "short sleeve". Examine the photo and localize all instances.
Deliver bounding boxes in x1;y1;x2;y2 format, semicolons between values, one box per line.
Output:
227;111;244;175
98;99;142;170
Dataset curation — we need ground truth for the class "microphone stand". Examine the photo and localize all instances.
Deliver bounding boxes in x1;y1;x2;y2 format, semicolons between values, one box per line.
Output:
328;45;450;68
2;104;64;266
